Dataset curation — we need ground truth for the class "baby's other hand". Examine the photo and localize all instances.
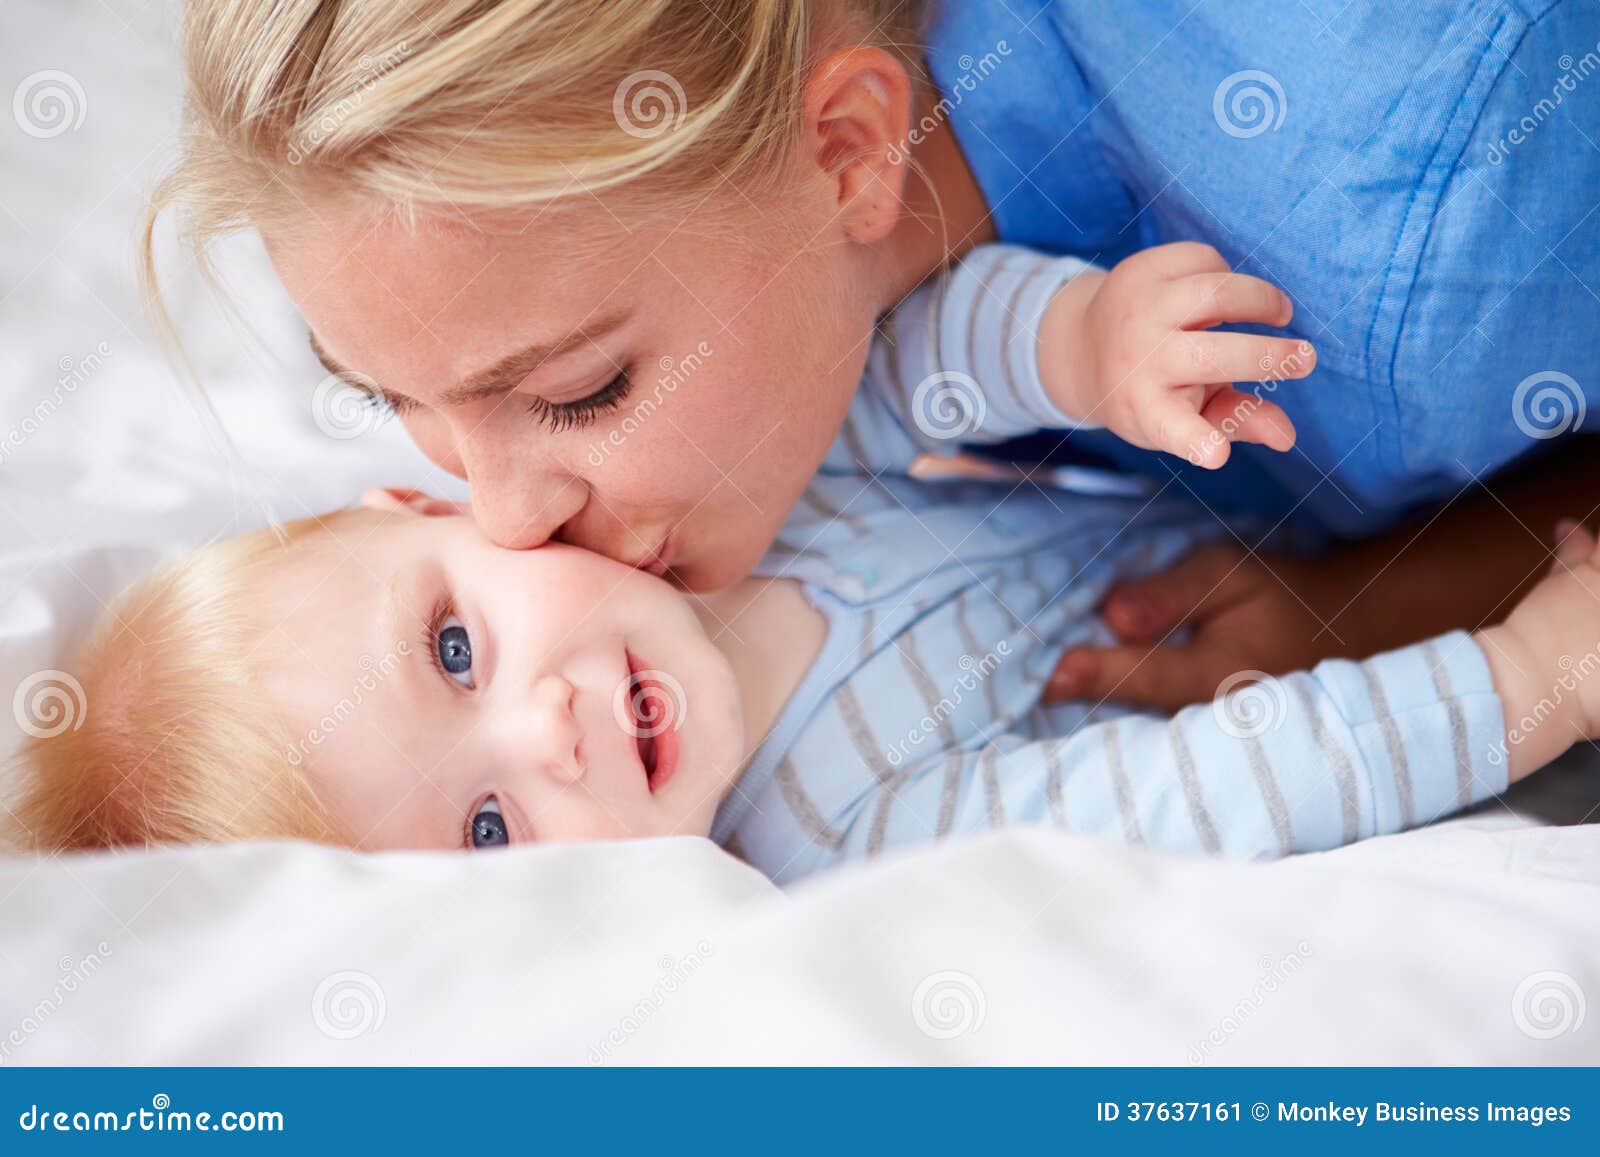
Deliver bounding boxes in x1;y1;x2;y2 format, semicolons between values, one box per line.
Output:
1481;520;1600;772
1042;242;1316;469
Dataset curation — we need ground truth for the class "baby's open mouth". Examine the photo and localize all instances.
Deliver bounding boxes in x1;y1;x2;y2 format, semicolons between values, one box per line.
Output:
623;653;679;794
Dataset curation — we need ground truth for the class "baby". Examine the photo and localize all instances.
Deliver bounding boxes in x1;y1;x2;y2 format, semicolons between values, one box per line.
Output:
11;248;1598;880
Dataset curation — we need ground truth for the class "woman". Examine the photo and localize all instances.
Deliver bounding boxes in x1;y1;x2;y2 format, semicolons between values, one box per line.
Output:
146;0;1600;707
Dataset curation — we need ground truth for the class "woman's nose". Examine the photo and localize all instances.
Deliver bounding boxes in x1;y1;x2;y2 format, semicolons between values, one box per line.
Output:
455;432;587;550
527;675;584;784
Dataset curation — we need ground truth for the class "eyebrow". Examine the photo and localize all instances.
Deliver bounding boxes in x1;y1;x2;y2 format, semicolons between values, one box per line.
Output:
309;310;633;408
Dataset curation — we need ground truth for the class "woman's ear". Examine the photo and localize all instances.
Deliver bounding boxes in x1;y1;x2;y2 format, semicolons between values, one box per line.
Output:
802;46;914;244
359;487;468;518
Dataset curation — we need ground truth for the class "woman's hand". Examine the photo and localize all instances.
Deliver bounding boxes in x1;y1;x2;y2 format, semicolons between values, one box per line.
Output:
1044;439;1600;712
1042;544;1343;711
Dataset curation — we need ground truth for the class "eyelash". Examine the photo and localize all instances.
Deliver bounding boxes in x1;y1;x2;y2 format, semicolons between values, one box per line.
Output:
420;598;461;686
525;369;632;433
362;369;634;433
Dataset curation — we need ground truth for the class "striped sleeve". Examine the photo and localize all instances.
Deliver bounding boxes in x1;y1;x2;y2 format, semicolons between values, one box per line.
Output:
835;631;1508;862
825;244;1100;475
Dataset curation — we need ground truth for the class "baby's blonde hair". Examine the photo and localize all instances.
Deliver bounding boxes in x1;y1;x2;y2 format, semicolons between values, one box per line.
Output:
142;0;927;347
6;513;373;853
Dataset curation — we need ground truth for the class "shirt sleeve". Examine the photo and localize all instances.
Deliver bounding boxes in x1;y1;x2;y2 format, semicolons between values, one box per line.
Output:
823;244;1101;477
838;630;1508;862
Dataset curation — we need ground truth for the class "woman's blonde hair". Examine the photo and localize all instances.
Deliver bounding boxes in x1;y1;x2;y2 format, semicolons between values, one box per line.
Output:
142;0;927;346
6;513;371;853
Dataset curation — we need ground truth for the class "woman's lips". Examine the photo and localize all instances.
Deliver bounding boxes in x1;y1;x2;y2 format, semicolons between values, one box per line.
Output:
637;534;673;578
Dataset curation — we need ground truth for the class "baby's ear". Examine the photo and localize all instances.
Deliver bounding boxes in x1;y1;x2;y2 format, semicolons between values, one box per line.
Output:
359;487;468;519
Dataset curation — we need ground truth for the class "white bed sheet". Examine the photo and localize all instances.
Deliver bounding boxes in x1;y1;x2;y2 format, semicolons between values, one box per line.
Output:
1;818;1597;1064
1;0;1597;1065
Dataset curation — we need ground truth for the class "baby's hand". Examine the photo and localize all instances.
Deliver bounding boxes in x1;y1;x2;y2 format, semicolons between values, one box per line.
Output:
1039;242;1316;468
1478;520;1600;780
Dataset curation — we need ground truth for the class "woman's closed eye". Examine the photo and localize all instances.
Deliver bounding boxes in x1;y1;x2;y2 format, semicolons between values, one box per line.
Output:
526;367;632;433
467;795;509;849
349;367;633;433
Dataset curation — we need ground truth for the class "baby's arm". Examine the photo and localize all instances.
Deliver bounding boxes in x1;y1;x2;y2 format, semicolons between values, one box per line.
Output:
849;521;1600;862
828;244;1104;476
852;633;1505;861
835;243;1313;478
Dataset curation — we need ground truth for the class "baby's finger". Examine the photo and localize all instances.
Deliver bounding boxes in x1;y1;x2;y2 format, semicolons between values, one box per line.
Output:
1198;387;1296;452
1552;519;1597;572
1170;333;1316;386
1154;403;1231;469
1166;272;1293;330
1127;241;1230;281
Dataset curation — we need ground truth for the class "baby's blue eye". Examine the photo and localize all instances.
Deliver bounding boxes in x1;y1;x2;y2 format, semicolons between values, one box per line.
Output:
470;796;508;849
436;615;473;687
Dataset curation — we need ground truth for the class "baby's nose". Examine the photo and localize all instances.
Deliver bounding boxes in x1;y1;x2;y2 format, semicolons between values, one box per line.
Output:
530;676;584;783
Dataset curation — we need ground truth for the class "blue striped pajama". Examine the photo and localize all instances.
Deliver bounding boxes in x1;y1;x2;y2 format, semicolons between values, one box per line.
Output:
710;246;1508;884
